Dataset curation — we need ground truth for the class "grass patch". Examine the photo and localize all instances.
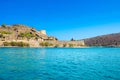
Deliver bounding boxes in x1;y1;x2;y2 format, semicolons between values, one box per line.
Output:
0;31;12;34
39;42;53;47
18;32;35;38
68;43;74;47
3;41;30;47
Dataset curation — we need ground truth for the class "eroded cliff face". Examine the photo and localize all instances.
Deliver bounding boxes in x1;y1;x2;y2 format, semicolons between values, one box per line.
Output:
0;24;57;47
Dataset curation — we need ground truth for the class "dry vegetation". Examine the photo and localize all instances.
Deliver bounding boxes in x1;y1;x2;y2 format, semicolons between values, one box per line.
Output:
84;33;120;47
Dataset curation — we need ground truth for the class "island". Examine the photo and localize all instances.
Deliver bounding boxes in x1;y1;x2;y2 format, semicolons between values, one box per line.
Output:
0;24;85;47
0;24;120;47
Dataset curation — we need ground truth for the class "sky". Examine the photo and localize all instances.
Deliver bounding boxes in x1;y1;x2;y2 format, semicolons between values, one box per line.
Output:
0;0;120;40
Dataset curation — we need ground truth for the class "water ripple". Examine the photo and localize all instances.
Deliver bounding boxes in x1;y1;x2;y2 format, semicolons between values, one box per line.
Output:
0;48;120;80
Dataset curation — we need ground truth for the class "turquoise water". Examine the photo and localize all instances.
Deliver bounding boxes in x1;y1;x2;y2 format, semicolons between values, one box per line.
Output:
0;48;120;80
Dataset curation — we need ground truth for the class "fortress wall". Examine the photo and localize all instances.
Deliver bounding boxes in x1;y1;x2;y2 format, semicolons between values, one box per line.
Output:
42;40;85;47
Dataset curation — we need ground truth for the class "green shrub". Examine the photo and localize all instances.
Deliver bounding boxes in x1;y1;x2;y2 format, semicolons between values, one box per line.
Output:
44;42;49;47
63;44;67;47
1;24;6;28
49;43;53;46
0;31;12;34
19;32;35;37
17;42;30;47
18;32;35;40
0;34;3;38
40;42;53;47
3;42;10;46
11;42;17;46
69;43;74;47
54;44;59;48
40;42;45;46
3;41;29;47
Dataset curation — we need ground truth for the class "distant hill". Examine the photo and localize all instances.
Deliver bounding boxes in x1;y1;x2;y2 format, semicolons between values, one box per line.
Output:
84;33;120;47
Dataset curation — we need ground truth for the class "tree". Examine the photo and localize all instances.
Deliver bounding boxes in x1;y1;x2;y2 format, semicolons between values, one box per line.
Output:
71;38;75;41
63;44;67;47
55;37;58;40
1;24;7;28
18;32;35;41
0;34;3;38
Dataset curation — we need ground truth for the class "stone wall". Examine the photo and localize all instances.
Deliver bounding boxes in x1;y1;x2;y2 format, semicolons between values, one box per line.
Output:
40;40;85;47
0;40;85;47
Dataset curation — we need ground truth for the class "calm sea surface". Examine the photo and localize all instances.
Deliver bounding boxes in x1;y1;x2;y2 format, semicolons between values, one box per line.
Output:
0;48;120;80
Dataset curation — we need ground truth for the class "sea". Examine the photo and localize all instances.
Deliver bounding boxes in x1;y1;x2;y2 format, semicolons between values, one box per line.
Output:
0;47;120;80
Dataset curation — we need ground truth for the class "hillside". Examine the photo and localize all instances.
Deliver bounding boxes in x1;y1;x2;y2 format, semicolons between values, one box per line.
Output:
84;33;120;47
0;24;85;47
0;24;57;41
0;24;57;47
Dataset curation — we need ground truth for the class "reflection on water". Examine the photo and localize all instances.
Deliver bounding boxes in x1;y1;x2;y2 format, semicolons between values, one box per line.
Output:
0;48;120;80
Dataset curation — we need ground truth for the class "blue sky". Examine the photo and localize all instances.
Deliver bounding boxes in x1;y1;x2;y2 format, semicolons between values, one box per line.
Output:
0;0;120;40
